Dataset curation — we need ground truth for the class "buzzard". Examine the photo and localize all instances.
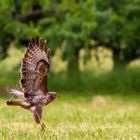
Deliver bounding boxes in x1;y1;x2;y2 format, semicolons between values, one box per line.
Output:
6;37;59;130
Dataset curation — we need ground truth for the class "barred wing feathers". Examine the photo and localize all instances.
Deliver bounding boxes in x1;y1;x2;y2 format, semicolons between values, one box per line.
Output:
20;37;50;97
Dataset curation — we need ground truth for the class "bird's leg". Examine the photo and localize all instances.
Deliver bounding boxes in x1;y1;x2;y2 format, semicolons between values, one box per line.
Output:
34;113;46;130
6;100;31;110
33;105;46;130
8;88;25;98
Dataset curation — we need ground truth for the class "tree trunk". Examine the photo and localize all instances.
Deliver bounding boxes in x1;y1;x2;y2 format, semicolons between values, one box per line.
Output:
112;48;128;70
67;48;80;76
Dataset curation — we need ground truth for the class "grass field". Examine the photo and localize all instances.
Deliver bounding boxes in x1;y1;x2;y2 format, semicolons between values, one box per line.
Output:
0;92;140;140
0;47;140;139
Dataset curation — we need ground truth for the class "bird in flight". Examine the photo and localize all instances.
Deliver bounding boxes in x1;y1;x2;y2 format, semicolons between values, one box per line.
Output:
6;37;59;130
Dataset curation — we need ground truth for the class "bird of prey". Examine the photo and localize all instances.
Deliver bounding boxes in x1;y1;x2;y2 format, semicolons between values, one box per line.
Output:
6;37;59;130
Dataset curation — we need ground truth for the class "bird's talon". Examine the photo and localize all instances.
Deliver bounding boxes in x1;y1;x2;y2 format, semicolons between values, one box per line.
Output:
40;121;46;130
6;100;12;105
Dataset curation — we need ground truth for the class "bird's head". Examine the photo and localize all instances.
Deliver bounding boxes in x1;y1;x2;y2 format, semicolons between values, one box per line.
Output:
45;91;59;105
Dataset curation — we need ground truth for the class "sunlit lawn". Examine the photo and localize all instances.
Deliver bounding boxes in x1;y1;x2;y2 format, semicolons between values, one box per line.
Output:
0;47;140;139
0;92;140;140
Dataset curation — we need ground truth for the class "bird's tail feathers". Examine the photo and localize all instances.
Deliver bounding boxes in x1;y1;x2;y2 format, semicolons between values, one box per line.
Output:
7;88;25;98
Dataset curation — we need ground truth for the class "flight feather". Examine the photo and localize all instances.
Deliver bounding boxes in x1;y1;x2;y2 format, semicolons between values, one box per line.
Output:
20;37;50;97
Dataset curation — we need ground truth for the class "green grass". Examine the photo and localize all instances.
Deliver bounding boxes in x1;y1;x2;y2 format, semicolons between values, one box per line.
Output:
1;47;140;139
0;92;140;140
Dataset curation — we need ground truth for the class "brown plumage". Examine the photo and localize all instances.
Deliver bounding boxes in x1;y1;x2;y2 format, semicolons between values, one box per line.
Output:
6;37;59;130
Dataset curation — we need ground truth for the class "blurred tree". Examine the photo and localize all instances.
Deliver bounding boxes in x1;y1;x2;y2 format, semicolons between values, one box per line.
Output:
0;0;40;59
0;0;97;75
93;0;140;69
0;0;140;72
42;0;97;74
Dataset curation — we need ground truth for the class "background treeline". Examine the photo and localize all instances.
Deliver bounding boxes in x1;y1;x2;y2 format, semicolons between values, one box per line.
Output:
0;0;140;94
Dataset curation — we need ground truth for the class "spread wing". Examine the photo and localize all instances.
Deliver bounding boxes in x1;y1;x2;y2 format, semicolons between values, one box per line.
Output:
20;37;51;98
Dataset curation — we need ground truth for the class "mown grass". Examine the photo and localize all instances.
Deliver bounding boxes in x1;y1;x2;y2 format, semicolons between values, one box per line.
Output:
0;47;140;139
0;93;140;140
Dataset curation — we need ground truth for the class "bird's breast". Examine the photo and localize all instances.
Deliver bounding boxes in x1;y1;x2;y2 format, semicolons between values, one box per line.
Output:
29;95;47;106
